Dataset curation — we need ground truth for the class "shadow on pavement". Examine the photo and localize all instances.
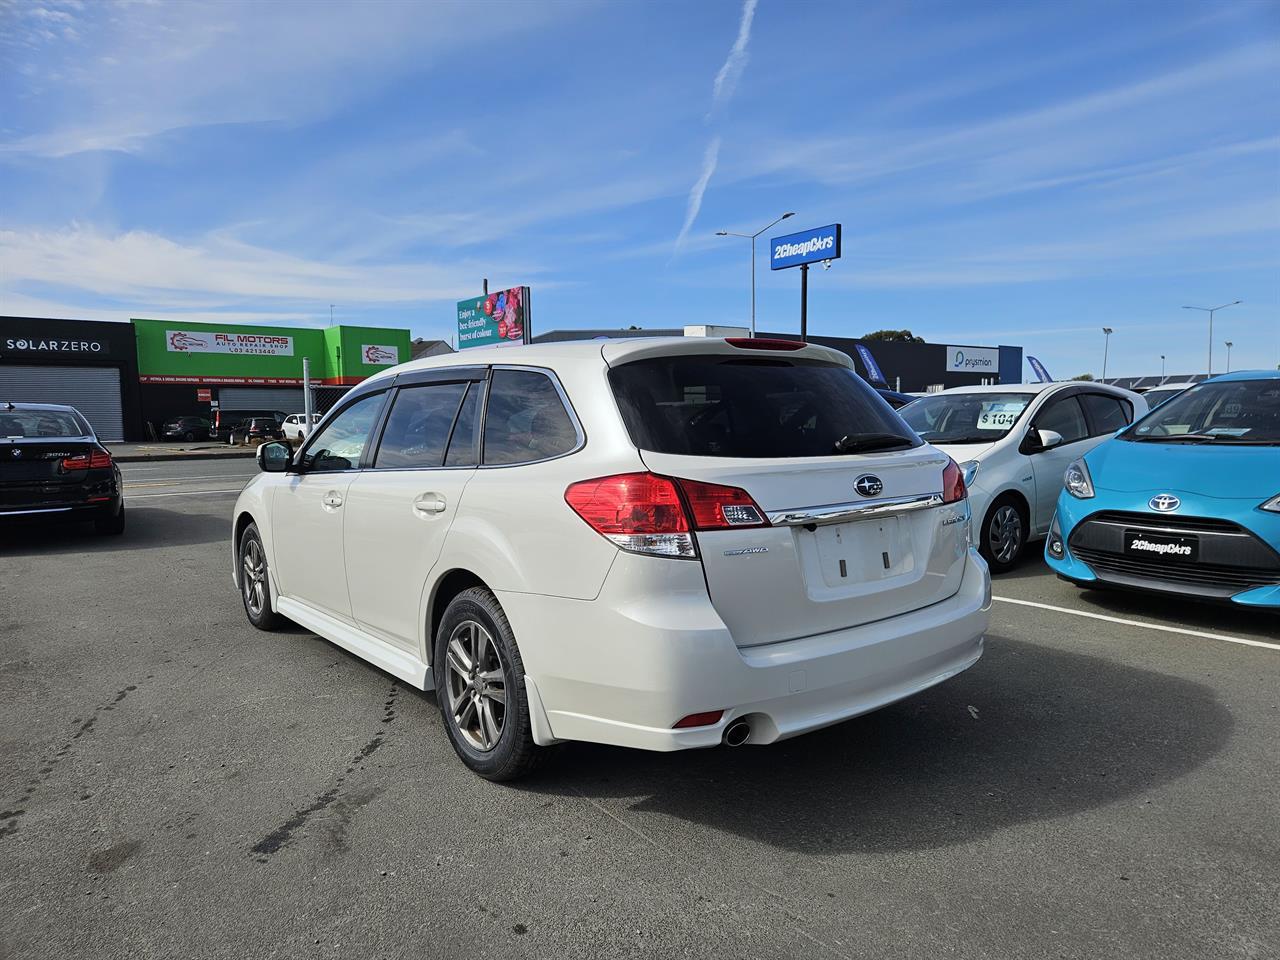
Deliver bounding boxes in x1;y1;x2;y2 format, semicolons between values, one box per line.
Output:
521;636;1232;854
0;507;230;557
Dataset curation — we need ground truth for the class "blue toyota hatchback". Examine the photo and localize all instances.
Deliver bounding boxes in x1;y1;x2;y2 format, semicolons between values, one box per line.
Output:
1046;371;1280;609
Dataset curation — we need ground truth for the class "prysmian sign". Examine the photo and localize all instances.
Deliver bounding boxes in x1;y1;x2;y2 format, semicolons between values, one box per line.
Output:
946;346;999;373
770;223;841;270
165;330;294;357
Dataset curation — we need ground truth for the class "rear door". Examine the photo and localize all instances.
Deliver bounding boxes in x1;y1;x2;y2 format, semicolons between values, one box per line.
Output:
343;370;484;651
606;347;968;648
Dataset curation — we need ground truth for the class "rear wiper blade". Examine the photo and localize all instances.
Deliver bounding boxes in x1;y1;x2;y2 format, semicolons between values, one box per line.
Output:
833;432;914;454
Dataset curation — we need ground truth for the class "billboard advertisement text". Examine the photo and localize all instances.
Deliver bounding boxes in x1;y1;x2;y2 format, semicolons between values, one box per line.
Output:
457;287;530;349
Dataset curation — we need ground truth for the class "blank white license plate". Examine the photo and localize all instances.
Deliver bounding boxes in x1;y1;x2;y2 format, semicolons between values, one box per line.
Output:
813;516;911;587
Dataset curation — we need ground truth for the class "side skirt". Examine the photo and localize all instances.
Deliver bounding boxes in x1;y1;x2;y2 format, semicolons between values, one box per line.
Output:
276;596;432;690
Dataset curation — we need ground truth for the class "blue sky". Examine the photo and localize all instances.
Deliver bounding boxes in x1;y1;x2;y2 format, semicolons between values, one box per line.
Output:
1;0;1277;380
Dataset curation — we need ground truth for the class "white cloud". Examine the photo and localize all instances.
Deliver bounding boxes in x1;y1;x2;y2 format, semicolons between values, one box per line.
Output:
0;224;549;310
710;0;758;113
673;137;721;253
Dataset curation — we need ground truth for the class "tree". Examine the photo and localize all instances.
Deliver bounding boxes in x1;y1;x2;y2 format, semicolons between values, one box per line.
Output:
1072;373;1095;381
862;329;924;343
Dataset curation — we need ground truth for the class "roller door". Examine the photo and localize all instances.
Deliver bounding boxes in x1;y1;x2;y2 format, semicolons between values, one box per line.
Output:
217;387;305;414
0;365;124;441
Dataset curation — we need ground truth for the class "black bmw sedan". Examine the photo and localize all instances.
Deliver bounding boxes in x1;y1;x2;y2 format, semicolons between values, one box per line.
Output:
0;401;124;535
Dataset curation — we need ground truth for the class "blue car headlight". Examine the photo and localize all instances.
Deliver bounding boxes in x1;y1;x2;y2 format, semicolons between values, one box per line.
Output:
1261;493;1280;513
1064;458;1095;499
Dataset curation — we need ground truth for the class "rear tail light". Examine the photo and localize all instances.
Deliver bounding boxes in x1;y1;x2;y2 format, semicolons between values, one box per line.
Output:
61;450;113;472
564;472;770;558
724;337;805;351
941;457;966;504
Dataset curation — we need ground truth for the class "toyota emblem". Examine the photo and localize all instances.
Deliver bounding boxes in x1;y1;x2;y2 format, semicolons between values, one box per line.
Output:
854;474;883;497
1149;494;1180;512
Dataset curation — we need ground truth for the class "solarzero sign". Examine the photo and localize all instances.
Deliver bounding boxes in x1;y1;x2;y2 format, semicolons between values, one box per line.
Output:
4;337;107;355
165;330;294;357
946;346;999;373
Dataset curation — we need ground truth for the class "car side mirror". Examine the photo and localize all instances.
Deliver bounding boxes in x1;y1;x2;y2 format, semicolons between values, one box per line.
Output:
256;440;292;473
1037;428;1064;450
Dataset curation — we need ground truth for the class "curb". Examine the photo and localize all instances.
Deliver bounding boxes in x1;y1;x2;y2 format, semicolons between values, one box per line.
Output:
115;451;257;463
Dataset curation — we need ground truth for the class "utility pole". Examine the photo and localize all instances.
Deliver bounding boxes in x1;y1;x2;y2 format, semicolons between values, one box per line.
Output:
302;356;313;430
800;263;809;342
329;304;334;325
1182;300;1241;376
1225;341;1233;373
715;211;795;336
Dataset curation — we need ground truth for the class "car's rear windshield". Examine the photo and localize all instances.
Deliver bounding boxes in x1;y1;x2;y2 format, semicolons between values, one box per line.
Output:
608;354;919;458
899;392;1035;443
0;409;91;439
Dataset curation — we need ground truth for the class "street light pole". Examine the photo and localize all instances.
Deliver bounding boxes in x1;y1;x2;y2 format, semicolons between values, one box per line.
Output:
1225;341;1233;373
1182;301;1241;376
716;211;796;336
1101;327;1113;382
1160;354;1166;383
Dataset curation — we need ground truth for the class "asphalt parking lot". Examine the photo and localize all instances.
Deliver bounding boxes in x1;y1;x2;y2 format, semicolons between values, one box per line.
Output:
2;459;1277;960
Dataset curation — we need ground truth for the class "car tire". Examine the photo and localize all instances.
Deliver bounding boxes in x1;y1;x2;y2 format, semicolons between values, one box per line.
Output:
94;504;125;536
238;522;282;631
434;586;542;782
979;494;1027;574
184;431;195;442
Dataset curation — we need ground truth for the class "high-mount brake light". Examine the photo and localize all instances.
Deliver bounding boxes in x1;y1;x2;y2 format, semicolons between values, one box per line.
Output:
564;472;769;558
941;457;967;504
724;337;805;351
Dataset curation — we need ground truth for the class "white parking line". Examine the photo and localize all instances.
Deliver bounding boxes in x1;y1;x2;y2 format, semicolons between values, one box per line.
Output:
125;475;255;486
126;489;244;500
993;595;1280;651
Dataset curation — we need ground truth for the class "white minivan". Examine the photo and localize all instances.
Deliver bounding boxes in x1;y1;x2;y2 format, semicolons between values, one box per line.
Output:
233;337;990;780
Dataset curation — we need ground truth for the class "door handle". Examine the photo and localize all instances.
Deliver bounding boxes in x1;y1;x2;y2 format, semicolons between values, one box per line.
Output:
323;491;344;509
414;495;447;515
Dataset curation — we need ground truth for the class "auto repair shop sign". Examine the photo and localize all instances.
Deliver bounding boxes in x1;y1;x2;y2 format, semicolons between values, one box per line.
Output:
166;330;294;357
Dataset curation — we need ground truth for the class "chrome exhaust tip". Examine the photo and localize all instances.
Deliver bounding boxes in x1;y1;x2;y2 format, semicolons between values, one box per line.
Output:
723;719;751;747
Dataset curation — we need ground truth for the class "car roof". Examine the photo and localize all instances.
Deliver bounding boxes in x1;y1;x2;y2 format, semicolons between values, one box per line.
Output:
923;381;1140;399
1205;370;1280;383
363;336;854;386
0;401;84;412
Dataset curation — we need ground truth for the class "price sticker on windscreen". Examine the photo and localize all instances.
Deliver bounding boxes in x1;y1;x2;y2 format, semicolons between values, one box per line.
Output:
976;399;1028;430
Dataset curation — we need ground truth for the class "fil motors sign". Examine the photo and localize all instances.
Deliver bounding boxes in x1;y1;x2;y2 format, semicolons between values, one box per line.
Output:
166;330;294;357
361;344;399;366
946;346;999;373
770;223;842;270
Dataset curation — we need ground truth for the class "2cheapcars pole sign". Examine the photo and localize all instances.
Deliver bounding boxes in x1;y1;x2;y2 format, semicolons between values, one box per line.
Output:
457;286;531;349
770;223;841;270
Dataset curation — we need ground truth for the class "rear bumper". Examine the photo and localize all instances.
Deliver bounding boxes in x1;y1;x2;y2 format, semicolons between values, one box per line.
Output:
500;548;990;752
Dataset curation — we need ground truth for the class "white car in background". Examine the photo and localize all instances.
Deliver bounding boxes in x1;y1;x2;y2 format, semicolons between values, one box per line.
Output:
1140;382;1197;410
282;413;321;443
232;337;990;780
899;382;1147;572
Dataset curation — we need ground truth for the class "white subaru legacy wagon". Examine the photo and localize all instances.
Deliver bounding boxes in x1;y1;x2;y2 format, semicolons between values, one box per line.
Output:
233;337;990;780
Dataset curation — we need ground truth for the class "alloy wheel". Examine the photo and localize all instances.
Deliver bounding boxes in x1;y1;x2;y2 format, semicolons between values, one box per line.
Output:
988;505;1023;564
444;619;508;752
242;538;267;616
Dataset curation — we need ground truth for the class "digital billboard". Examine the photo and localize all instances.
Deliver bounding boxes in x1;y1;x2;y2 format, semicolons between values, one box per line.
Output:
457;286;530;349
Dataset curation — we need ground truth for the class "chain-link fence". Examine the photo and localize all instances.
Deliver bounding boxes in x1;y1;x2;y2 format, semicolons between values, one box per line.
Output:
309;385;352;417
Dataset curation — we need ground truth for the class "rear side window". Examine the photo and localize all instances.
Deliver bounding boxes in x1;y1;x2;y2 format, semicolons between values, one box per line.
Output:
1034;395;1088;444
608;355;918;458
1080;393;1130;436
483;369;579;465
374;382;468;469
